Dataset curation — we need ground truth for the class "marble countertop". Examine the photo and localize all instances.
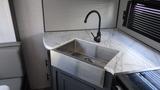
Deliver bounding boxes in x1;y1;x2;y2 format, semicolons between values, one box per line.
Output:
43;29;160;74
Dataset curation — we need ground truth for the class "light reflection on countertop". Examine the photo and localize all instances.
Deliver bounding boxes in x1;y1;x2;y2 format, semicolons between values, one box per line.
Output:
43;29;160;74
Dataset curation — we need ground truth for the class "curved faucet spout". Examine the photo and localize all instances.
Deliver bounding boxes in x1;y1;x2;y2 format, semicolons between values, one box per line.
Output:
84;10;101;43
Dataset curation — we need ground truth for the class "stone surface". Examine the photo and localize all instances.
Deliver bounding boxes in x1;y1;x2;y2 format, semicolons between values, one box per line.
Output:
43;29;160;74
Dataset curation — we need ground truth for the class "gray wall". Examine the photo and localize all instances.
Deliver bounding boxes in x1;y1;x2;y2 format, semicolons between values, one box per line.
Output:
13;0;50;89
0;0;16;43
0;44;22;79
117;0;160;51
43;0;119;31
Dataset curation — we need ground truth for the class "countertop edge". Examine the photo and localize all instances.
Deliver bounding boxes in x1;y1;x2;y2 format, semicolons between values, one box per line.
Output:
0;42;21;48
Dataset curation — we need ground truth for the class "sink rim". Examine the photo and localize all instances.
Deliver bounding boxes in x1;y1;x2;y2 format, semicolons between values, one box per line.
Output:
53;38;117;50
53;38;119;53
53;38;120;68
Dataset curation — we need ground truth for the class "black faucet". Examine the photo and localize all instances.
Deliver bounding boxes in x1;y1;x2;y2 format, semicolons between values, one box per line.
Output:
84;10;101;43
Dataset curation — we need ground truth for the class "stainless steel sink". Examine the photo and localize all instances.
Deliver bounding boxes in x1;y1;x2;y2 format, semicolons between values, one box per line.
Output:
51;39;119;87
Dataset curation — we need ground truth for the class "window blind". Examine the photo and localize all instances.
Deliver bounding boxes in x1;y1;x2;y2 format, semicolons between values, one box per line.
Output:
123;0;160;43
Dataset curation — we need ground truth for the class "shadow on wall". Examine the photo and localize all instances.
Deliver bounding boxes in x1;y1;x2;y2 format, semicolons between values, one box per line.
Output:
21;33;50;88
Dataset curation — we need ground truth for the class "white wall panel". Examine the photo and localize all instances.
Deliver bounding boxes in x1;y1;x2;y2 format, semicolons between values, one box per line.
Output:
0;0;16;43
43;0;119;31
0;44;23;79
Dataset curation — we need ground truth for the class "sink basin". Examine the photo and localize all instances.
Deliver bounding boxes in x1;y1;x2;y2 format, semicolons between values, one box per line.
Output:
51;39;119;87
55;39;119;68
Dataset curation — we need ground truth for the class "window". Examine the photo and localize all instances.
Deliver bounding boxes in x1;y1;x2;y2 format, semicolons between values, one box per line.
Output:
123;0;160;43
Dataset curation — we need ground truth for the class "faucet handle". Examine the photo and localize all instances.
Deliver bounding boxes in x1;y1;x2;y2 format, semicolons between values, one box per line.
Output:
91;32;95;38
91;32;101;43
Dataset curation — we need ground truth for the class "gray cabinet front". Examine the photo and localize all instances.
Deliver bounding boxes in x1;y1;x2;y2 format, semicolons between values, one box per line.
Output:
52;67;113;90
57;72;94;90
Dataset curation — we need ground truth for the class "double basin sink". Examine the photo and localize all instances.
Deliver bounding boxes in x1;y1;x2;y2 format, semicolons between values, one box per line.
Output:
51;39;119;87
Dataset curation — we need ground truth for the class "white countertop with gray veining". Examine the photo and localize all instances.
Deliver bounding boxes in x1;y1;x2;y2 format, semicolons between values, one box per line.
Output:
43;29;160;74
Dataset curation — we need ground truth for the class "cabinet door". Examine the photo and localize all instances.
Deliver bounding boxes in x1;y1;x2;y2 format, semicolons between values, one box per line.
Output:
57;72;94;90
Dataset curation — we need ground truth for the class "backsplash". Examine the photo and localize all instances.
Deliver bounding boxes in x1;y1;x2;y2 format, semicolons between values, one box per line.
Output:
42;0;119;31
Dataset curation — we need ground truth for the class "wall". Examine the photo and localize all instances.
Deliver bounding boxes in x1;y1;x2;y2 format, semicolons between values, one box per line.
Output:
0;0;16;43
0;44;22;79
117;0;160;51
13;0;50;89
13;0;119;89
43;0;119;31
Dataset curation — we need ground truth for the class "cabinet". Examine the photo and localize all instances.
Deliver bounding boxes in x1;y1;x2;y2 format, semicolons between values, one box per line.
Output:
52;67;112;90
58;72;94;90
